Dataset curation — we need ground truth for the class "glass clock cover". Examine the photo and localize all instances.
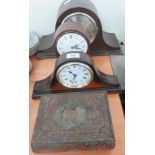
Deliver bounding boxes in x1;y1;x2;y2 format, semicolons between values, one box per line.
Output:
62;12;98;43
56;62;93;88
56;32;88;55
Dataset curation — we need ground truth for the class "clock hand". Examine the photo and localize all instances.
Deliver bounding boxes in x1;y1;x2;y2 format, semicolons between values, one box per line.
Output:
69;71;76;81
71;46;78;49
71;45;82;50
69;71;77;79
69;71;74;75
71;47;82;50
69;71;77;76
72;74;77;83
76;48;82;50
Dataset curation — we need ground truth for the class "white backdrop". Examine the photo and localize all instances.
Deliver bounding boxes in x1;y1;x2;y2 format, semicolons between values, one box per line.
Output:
29;0;125;42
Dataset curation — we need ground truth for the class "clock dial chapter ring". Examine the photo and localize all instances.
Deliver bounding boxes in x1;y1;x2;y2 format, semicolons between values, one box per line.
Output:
56;31;89;55
56;62;94;88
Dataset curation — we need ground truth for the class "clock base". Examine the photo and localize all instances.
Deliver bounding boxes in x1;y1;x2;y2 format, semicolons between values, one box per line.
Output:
32;75;122;99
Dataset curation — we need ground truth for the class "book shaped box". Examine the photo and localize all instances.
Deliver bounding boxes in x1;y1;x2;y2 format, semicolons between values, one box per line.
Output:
31;90;115;153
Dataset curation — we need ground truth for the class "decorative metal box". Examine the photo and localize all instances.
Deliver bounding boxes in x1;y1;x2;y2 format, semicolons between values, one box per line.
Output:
31;90;115;153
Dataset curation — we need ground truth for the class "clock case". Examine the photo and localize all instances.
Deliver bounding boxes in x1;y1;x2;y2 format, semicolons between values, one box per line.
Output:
36;0;122;59
32;52;121;99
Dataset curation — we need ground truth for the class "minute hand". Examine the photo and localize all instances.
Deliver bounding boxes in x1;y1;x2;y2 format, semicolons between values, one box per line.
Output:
72;74;77;83
71;47;81;50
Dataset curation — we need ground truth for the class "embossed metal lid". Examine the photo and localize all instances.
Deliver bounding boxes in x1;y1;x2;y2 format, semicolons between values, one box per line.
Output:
31;90;115;153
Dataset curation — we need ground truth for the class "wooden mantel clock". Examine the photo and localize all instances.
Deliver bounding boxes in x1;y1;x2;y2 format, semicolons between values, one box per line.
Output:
32;52;121;99
36;0;122;59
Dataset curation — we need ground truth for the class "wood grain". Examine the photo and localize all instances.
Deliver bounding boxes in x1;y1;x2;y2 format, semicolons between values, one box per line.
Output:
29;56;125;155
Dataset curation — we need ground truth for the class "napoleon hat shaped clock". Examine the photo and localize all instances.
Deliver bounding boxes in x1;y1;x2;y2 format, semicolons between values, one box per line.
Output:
32;52;121;98
36;0;121;58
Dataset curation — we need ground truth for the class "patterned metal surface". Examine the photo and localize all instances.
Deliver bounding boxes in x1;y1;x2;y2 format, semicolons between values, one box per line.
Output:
31;90;115;153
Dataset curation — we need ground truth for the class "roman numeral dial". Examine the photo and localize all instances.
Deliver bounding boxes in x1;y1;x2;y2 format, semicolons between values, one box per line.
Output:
56;32;88;55
56;62;94;88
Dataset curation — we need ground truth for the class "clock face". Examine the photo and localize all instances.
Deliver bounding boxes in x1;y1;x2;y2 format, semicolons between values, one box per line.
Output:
56;62;93;88
56;32;88;55
62;12;98;43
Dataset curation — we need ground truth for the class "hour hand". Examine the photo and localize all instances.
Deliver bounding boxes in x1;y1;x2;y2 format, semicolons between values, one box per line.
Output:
69;71;77;78
69;71;74;74
71;45;81;50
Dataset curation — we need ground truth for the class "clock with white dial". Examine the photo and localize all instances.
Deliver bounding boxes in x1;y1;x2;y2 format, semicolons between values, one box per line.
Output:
32;52;120;98
36;0;121;59
56;32;89;55
56;62;93;88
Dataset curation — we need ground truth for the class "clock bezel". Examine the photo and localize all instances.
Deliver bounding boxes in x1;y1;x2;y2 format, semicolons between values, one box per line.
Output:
55;31;89;55
61;12;98;43
56;62;94;88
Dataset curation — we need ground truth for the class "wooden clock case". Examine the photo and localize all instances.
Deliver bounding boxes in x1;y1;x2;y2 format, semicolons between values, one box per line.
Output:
36;0;122;59
32;52;121;99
